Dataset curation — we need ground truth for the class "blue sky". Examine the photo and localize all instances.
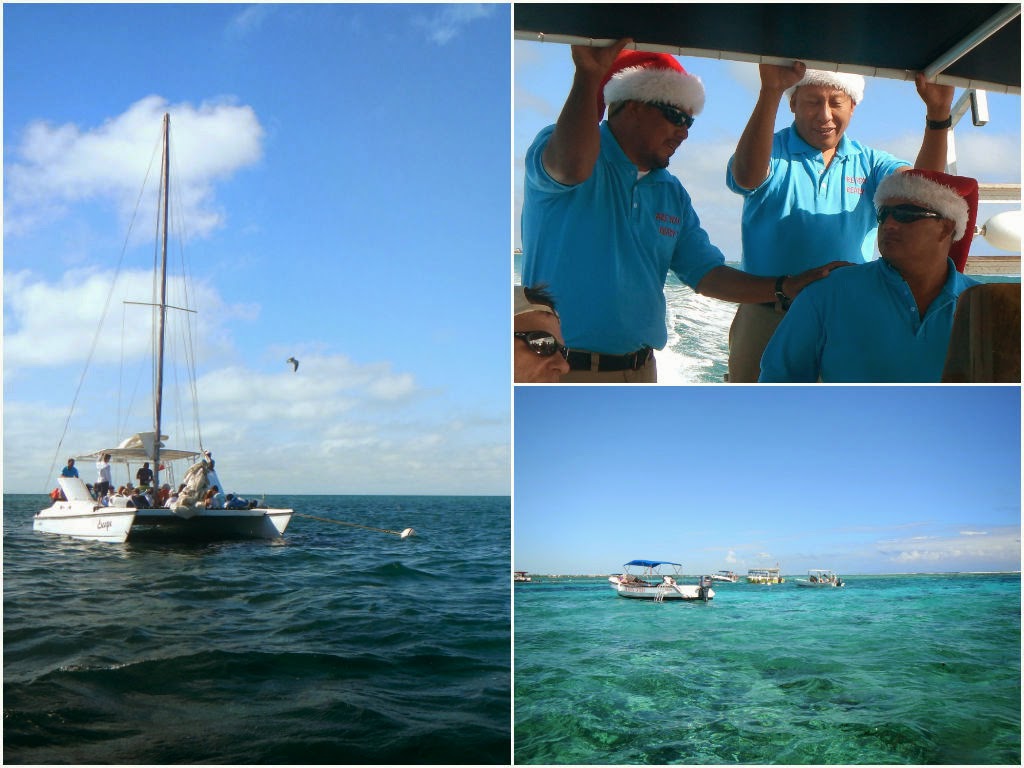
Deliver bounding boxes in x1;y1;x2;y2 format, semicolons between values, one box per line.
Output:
514;39;1022;261
3;4;511;495
515;386;1021;576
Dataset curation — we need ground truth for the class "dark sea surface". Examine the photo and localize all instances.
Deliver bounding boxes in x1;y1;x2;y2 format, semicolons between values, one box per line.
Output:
4;494;511;764
515;574;1021;765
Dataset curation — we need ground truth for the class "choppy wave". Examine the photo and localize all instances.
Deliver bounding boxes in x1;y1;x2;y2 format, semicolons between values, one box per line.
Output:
4;494;511;764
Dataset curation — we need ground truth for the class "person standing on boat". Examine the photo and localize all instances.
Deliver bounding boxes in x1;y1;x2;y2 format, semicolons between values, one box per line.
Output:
514;285;571;383
61;458;79;478
136;461;154;488
759;170;979;382
521;40;845;383
94;454;112;499
726;62;955;381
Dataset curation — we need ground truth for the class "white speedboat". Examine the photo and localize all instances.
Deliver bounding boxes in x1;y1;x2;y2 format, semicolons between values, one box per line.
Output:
794;570;845;588
514;571;532;583
711;570;738;583
608;560;714;602
34;115;292;544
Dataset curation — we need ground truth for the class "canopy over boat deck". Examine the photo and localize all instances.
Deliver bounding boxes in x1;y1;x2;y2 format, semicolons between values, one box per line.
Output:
514;3;1021;93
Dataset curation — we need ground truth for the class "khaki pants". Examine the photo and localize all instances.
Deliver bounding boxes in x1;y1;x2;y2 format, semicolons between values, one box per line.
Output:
728;303;786;383
560;354;658;383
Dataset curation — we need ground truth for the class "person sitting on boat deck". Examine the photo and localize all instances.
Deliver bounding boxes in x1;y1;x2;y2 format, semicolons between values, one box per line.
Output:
164;489;179;508
94;453;112;499
61;458;79;478
156;483;172;506
521;40;845;383
725;62;955;382
514;285;570;383
224;493;249;510
128;489;151;508
759;170;979;382
204;485;226;509
135;462;154;489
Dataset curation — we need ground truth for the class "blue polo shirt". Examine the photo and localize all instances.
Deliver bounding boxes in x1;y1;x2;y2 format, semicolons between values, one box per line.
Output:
522;122;725;354
727;125;909;276
759;258;979;382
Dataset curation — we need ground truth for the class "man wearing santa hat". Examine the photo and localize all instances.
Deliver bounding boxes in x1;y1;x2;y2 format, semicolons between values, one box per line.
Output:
521;39;847;383
758;170;980;382
726;62;955;381
514;285;570;383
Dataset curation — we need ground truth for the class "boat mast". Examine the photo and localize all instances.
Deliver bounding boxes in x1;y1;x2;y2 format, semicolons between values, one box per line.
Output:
153;113;170;490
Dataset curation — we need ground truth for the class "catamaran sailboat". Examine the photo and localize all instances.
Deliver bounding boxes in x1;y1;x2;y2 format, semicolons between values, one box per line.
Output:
34;114;292;544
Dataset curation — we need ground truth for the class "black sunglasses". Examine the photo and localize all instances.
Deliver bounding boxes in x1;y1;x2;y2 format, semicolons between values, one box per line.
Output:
514;331;568;359
650;102;695;130
876;204;945;226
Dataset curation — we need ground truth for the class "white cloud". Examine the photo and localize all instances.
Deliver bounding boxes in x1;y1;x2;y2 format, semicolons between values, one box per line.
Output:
877;527;1020;570
411;4;494;46
3;351;509;495
225;4;275;40
4;96;263;239
3;268;234;371
885;130;1022;183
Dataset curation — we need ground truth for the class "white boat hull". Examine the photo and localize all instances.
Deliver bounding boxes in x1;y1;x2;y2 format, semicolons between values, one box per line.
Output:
794;579;843;588
33;501;136;543
609;577;714;601
35;479;292;543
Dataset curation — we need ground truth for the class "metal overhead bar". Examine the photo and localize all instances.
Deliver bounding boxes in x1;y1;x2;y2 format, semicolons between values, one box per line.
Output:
922;4;1022;82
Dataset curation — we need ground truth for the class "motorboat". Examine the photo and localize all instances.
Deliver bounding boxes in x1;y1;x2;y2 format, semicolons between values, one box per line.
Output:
795;570;845;588
711;570;738;583
747;567;785;584
608;560;714;602
34;115;292;544
514;571;532;583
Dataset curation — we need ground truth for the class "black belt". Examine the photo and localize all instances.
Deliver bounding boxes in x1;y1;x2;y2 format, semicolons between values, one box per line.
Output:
567;347;653;372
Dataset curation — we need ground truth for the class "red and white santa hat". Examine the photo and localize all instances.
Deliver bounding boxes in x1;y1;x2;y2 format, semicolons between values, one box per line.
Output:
598;50;705;121
787;69;866;105
874;169;979;272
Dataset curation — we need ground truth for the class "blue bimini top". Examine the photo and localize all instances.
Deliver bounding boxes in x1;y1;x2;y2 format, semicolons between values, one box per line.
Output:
625;560;681;568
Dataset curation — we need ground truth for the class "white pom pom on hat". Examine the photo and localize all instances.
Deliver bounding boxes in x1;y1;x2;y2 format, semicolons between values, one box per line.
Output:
599;50;705;120
786;69;866;105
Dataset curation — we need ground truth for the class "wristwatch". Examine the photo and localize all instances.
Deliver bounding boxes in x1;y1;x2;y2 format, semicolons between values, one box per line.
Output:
926;116;952;130
774;275;792;310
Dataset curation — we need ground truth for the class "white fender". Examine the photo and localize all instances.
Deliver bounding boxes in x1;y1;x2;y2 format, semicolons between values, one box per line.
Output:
978;210;1023;252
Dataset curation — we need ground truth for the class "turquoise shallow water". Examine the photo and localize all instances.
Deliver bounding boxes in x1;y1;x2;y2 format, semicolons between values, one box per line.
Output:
4;494;510;764
514;574;1020;765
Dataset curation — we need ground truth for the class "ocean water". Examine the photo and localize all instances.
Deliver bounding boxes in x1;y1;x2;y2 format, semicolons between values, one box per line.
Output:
514;574;1021;765
4;494;510;764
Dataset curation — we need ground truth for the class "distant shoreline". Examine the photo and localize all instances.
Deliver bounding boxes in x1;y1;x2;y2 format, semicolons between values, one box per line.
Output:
516;571;1021;579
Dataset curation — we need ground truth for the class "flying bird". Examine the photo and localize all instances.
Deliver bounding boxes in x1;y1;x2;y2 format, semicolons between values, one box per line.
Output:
286;357;299;372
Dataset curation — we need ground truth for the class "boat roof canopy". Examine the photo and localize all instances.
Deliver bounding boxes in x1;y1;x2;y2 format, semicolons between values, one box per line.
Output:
514;3;1021;94
625;559;681;568
76;432;200;464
